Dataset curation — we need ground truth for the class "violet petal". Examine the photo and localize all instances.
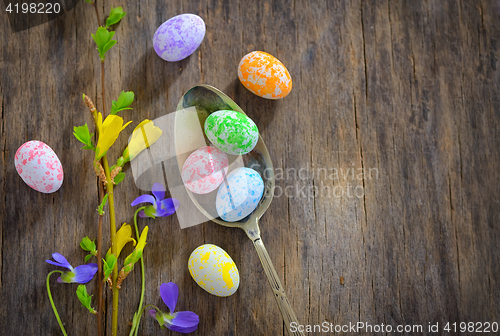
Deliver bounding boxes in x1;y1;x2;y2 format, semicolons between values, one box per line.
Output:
73;263;98;284
154;207;168;217
168;311;200;333
152;183;166;202
51;253;72;269
131;194;156;207
45;259;70;270
160;282;179;314
160;198;180;216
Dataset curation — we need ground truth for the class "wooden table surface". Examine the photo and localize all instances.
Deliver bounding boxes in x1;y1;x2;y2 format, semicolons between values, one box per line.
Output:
1;0;499;335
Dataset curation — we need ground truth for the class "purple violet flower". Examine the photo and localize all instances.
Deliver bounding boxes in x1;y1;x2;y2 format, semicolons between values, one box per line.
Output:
149;282;199;333
131;183;179;218
45;253;98;284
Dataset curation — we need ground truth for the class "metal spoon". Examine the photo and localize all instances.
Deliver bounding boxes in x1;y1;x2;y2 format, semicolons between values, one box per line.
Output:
175;85;304;336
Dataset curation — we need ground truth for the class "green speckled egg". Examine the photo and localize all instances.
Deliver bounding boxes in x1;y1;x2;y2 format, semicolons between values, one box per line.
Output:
204;110;259;155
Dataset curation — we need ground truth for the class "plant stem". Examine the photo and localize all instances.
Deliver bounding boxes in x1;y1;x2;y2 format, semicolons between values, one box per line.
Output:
96;191;104;336
87;3;105;335
97;48;106;336
46;271;68;336
85;94;105;336
139;304;162;319
129;207;146;336
101;62;106;115
92;2;101;27
102;155;119;336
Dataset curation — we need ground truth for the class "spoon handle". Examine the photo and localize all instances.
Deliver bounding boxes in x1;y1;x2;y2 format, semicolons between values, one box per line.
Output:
252;238;305;336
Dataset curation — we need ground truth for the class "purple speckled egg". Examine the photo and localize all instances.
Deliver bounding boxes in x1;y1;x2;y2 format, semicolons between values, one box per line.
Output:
153;14;206;62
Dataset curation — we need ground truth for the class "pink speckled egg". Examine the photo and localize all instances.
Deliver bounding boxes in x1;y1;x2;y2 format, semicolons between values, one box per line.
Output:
15;141;63;193
181;146;228;194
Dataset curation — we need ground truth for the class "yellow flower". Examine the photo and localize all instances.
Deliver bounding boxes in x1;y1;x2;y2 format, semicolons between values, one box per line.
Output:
95;113;132;159
107;224;136;259
122;120;162;163
136;226;149;252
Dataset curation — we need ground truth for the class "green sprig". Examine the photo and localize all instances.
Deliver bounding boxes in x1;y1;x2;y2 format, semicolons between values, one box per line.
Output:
106;7;127;28
73;124;95;150
76;285;97;315
80;236;97;262
103;253;117;281
91;27;117;61
114;172;126;185
110;91;134;115
97;193;109;215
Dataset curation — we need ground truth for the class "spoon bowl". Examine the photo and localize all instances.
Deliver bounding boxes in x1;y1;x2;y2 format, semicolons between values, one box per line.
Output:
175;85;303;336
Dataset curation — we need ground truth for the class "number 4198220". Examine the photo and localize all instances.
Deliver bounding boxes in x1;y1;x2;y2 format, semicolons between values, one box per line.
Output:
444;322;498;333
5;2;61;14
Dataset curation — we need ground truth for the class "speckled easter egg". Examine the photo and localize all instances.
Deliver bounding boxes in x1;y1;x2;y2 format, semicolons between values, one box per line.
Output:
188;244;240;297
153;14;206;62
216;167;264;222
181;146;229;194
15;141;63;193
238;51;292;99
204;110;259;155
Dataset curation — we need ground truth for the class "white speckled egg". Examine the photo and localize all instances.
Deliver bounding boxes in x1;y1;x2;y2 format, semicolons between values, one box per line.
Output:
204;110;259;155
188;244;239;297
216;167;264;222
153;14;206;62
15;140;63;193
181;146;229;194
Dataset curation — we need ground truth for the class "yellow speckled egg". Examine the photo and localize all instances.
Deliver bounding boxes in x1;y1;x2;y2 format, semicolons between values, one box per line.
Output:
188;244;240;297
238;51;292;99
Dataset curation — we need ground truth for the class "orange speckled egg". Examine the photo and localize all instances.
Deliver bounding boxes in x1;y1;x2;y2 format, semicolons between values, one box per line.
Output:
238;51;292;99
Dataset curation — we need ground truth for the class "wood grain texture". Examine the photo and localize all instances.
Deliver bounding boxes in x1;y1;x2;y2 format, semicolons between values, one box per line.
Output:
1;0;499;335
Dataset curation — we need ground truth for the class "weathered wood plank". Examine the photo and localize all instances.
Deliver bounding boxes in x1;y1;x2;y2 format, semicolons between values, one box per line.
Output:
1;0;499;335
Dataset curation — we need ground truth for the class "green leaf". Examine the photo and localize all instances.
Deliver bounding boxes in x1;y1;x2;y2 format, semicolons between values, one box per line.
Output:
102;40;117;55
84;254;93;262
114;172;125;185
76;285;90;306
91;27;116;60
106;7;127;28
91;27;108;50
103;254;116;280
117;91;134;108
97;193;109;215
76;285;96;314
73;124;95;150
80;236;96;253
110;91;134;115
84;0;93;3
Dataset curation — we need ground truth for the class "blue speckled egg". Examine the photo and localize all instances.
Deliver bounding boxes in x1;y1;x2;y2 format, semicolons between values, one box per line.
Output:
153;14;206;62
216;167;264;222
